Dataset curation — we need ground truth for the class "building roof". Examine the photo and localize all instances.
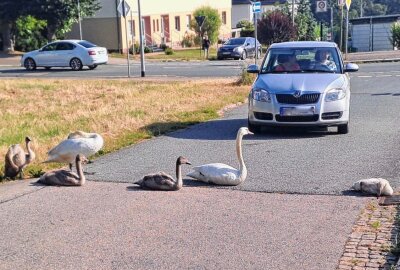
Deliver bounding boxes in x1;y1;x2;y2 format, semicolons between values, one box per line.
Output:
232;0;287;5
350;14;400;25
269;41;338;49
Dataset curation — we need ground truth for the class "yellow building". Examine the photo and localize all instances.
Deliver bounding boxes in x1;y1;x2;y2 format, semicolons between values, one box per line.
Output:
67;0;232;52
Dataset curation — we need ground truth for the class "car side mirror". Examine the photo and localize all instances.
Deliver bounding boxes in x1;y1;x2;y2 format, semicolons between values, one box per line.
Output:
246;43;250;46
344;63;359;72
247;64;259;73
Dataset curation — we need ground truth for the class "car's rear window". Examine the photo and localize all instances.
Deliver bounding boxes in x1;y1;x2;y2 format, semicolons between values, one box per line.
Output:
78;41;97;48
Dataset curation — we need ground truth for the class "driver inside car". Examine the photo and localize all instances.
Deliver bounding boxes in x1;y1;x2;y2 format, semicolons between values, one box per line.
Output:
314;49;337;71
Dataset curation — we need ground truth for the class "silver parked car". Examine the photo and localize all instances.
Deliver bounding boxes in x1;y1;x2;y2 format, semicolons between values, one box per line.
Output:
21;40;108;71
247;41;359;134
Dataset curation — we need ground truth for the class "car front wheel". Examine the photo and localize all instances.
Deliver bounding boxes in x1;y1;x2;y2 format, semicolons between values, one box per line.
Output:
241;51;247;60
248;119;261;134
337;123;349;134
70;58;83;71
24;58;36;71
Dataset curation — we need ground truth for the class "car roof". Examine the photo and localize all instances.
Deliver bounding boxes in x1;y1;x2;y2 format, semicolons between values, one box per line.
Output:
269;41;338;48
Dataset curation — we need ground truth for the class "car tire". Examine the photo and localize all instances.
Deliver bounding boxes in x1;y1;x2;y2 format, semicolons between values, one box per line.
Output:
217;56;223;60
337;123;349;134
70;58;83;71
241;51;247;60
248;119;261;134
24;58;36;71
88;65;98;70
45;67;51;70
234;57;240;60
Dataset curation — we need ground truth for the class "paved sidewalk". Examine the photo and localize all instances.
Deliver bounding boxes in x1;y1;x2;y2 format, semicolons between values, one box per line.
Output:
0;179;367;270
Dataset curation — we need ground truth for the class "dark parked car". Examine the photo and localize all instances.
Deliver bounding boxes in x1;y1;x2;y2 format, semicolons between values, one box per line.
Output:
217;37;262;60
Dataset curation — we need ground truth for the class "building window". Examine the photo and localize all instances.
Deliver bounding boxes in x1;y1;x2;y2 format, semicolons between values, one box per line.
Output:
186;15;191;29
222;11;226;25
130;20;135;36
153;19;156;32
175;16;180;31
157;19;159;32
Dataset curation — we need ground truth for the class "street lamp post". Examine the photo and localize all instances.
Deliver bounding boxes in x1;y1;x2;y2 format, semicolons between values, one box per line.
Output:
77;0;82;40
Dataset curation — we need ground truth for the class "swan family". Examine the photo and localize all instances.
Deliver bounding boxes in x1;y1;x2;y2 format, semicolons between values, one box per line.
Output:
1;128;396;197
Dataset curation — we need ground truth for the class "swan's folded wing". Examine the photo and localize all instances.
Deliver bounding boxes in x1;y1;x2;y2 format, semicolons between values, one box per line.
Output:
48;139;90;158
187;163;239;183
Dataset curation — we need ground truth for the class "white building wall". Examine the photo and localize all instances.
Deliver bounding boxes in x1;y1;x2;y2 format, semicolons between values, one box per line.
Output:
232;4;252;27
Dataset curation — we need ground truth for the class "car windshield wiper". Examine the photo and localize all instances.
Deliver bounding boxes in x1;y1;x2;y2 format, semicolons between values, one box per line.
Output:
302;69;336;73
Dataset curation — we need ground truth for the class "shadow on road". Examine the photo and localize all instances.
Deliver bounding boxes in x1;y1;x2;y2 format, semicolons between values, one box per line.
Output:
0;68;93;74
147;118;337;141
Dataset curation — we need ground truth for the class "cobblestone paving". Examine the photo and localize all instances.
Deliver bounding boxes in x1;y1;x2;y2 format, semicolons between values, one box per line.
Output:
337;199;400;270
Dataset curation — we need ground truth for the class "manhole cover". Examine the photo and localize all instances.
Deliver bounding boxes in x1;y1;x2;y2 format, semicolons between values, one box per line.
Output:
379;195;400;206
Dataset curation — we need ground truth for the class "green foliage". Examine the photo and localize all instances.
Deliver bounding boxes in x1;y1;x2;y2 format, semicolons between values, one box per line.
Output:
258;10;297;45
15;16;47;52
391;22;400;49
236;20;253;29
164;48;174;55
236;68;256;86
295;0;317;41
191;6;222;44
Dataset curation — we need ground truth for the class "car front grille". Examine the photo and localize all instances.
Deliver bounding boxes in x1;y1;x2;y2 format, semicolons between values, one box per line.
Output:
275;114;319;122
321;112;343;120
254;112;273;120
276;93;320;104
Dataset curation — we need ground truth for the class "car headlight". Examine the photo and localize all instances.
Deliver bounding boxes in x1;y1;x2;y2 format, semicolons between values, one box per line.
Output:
233;47;243;53
252;88;271;102
325;88;346;102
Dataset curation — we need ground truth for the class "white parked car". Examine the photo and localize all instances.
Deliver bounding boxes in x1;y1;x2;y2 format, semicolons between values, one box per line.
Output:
247;41;359;134
21;40;108;71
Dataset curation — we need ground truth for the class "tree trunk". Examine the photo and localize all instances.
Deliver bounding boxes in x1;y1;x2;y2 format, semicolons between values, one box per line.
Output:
46;24;57;42
1;22;14;52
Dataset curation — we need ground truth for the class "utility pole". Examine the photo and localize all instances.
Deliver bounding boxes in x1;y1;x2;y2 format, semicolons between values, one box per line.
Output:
345;5;349;59
360;0;363;17
292;0;295;25
340;4;344;51
77;0;82;40
137;0;145;77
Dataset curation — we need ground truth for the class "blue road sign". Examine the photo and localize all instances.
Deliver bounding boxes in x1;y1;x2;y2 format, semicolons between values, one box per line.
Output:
253;2;261;13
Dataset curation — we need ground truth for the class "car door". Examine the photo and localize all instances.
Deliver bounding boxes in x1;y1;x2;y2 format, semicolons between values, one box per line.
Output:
55;42;75;66
248;38;256;57
35;43;57;66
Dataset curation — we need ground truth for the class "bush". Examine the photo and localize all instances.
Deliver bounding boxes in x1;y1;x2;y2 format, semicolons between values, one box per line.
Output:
181;33;196;48
15;15;47;52
391;22;400;49
236;68;256;86
165;48;174;55
144;46;153;53
257;10;297;45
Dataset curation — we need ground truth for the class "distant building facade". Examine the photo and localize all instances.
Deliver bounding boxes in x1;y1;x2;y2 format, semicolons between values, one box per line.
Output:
350;15;400;52
67;0;232;52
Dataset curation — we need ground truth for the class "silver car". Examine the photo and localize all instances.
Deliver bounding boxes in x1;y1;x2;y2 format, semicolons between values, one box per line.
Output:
247;41;359;134
21;40;108;71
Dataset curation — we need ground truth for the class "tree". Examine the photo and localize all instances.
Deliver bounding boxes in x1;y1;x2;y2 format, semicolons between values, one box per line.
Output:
236;20;254;38
191;6;222;44
391;22;400;49
257;10;297;45
295;0;318;41
30;0;101;41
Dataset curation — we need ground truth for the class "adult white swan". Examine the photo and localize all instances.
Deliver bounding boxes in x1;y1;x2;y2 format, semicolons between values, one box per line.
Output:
44;131;103;169
187;127;253;185
352;178;393;196
134;156;191;191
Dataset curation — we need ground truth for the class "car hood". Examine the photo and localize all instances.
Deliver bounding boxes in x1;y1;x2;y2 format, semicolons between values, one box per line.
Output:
254;73;347;94
23;50;39;57
220;45;243;49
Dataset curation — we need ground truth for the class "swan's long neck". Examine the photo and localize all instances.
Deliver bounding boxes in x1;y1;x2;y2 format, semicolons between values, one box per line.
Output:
76;159;86;186
174;160;183;190
236;132;247;183
25;141;35;165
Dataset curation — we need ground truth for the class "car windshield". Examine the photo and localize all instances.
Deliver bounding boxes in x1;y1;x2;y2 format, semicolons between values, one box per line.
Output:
78;40;97;48
261;47;341;74
224;38;246;46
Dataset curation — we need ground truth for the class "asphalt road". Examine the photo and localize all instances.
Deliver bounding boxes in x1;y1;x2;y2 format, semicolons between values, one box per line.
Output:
85;62;400;195
0;59;245;78
0;62;399;270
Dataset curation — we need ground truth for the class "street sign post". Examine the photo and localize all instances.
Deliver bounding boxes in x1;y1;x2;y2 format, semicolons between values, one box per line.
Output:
252;2;261;13
195;16;206;57
117;0;131;77
345;0;352;9
316;0;327;12
345;0;351;59
251;1;261;65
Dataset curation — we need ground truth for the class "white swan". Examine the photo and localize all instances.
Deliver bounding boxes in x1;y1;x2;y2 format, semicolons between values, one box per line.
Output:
38;154;87;186
44;131;103;169
134;156;191;191
352;178;394;196
187;127;253;185
4;137;36;179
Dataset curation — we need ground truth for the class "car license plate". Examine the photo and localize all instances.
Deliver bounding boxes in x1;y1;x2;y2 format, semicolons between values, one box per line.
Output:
223;52;230;55
280;106;315;116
